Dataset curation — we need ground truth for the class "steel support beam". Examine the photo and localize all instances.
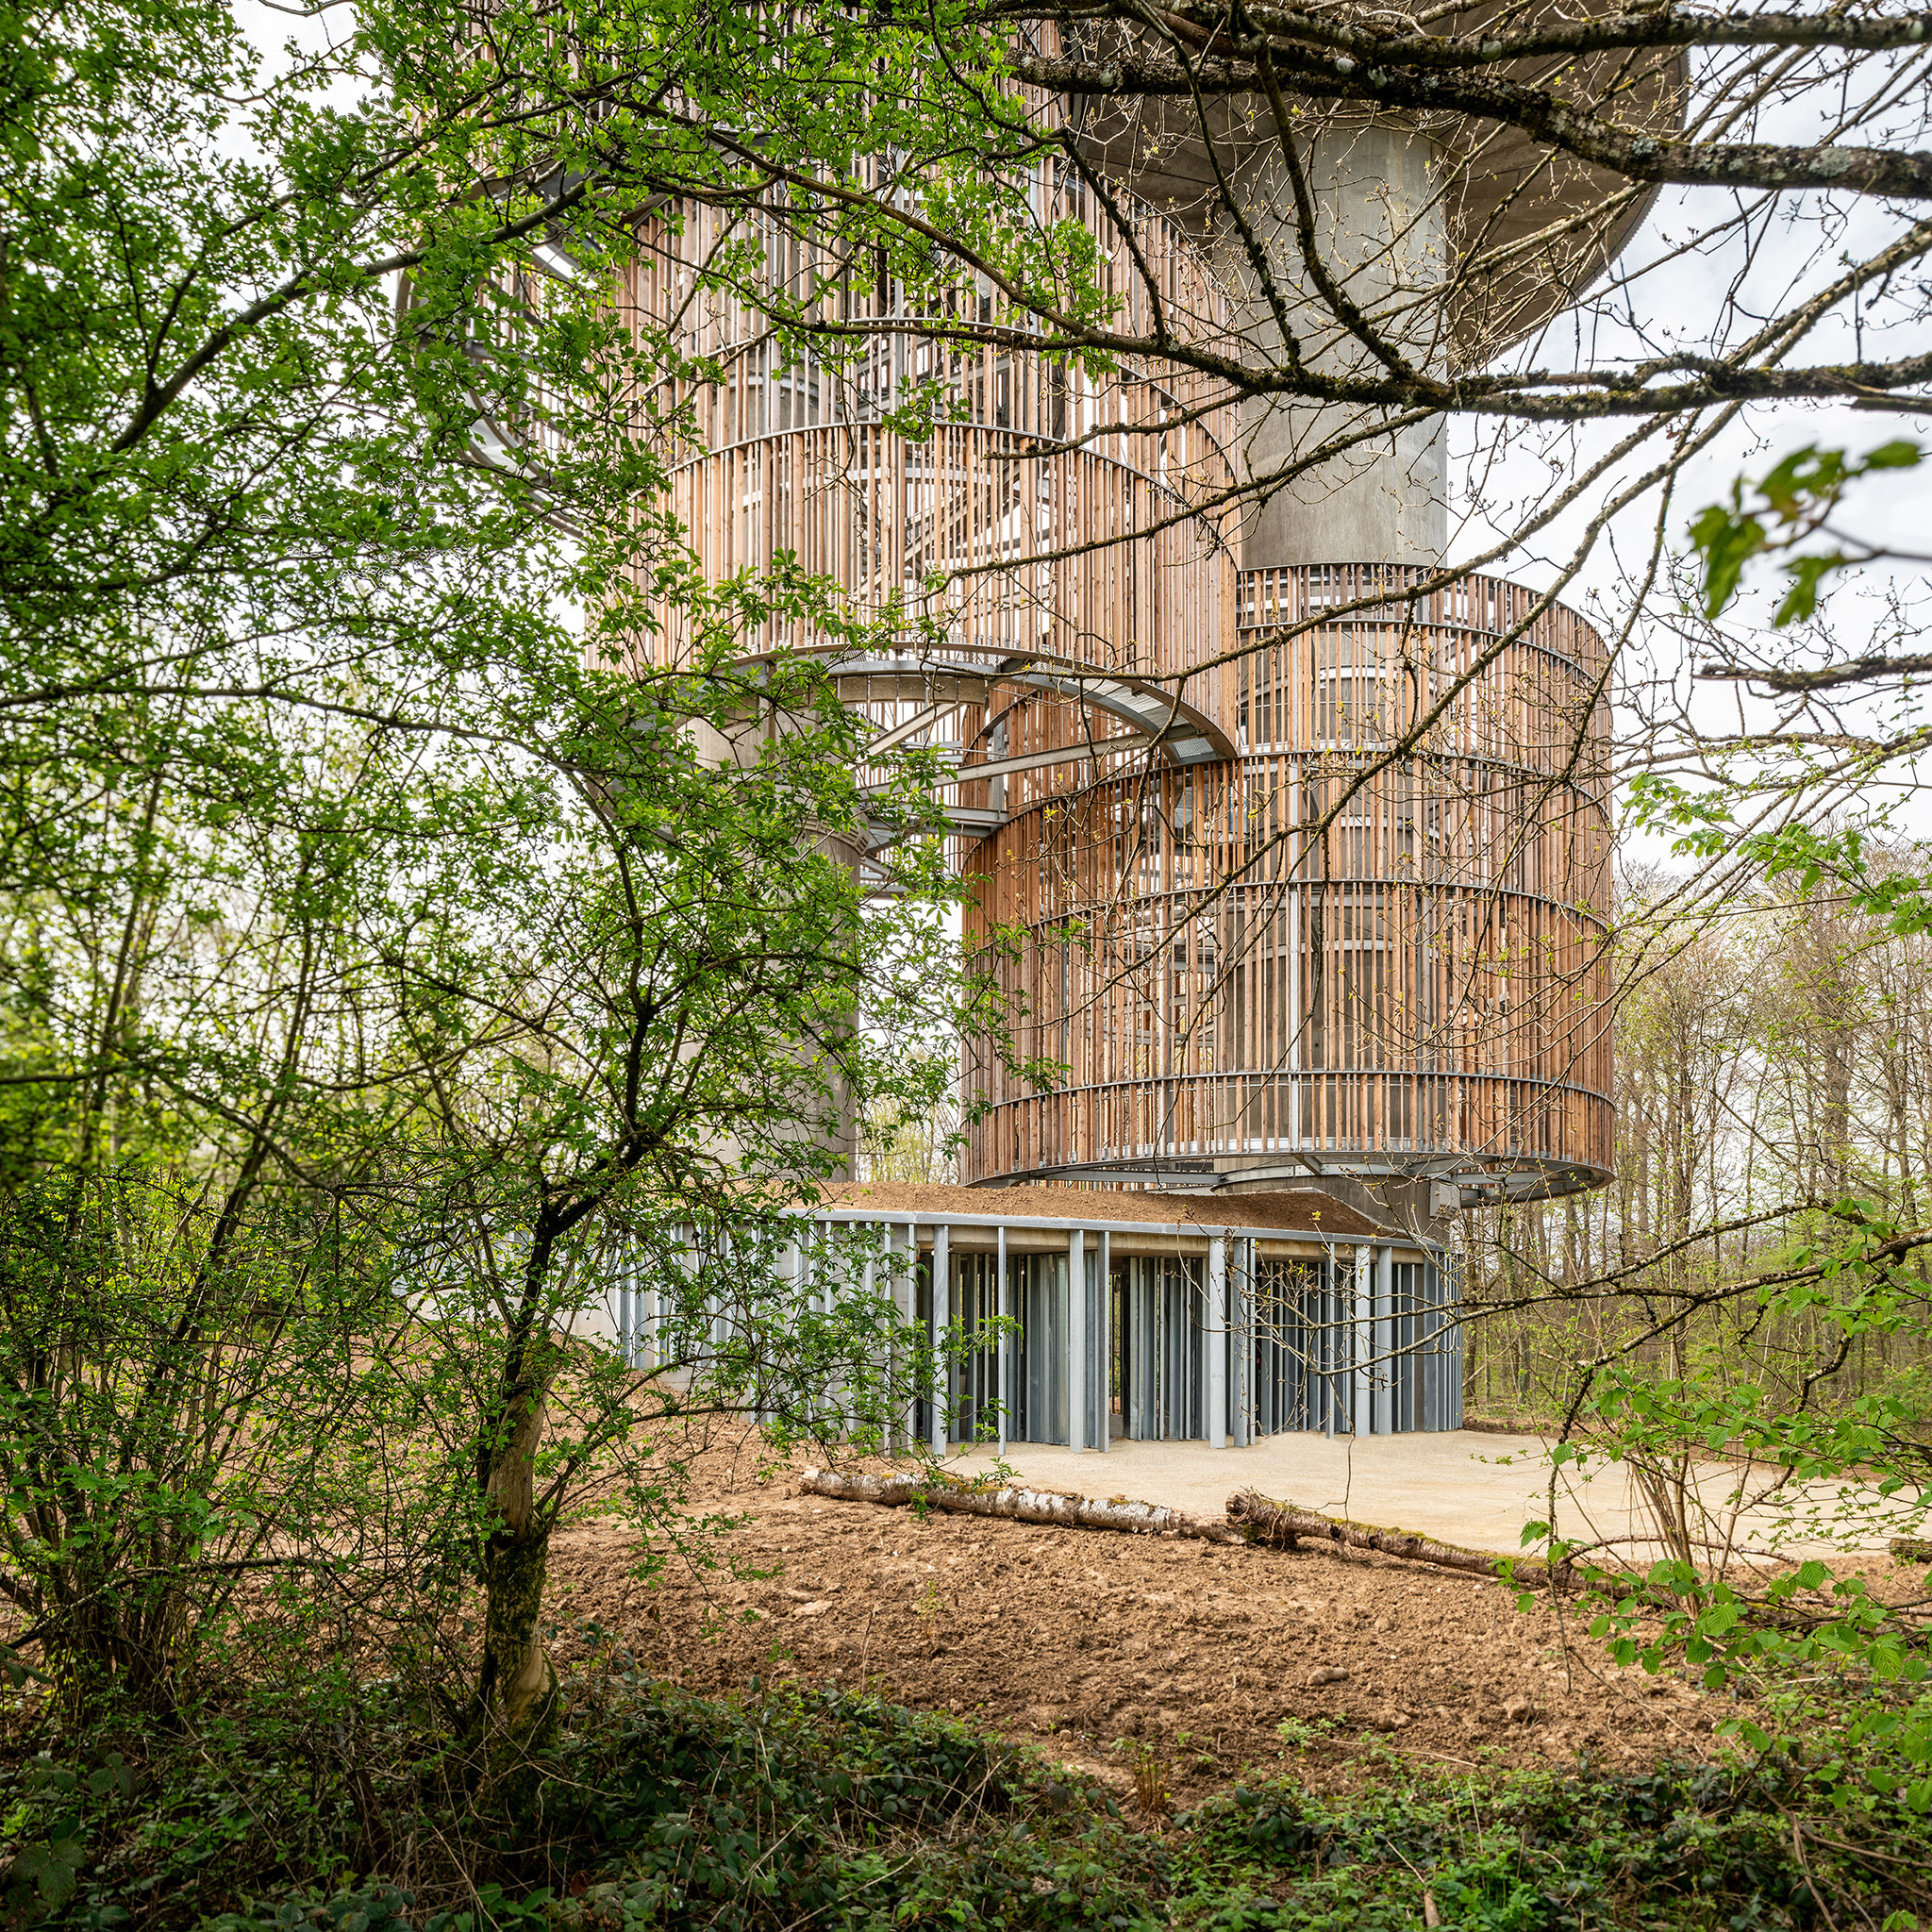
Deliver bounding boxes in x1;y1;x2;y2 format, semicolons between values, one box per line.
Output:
1208;1235;1227;1448
931;1223;950;1457
1067;1227;1086;1451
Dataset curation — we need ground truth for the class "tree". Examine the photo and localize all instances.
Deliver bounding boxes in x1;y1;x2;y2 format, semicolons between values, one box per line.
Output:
352;665;969;1755
0;0;1001;1725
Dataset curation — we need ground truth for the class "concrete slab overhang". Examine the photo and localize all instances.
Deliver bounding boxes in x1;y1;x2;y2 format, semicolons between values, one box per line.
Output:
810;1181;1439;1263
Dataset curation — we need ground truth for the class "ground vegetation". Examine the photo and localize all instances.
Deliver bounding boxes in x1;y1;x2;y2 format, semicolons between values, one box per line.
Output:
7;1459;1931;1928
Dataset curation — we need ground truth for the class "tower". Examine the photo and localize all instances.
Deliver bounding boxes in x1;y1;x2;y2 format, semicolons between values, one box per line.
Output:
631;85;1640;1237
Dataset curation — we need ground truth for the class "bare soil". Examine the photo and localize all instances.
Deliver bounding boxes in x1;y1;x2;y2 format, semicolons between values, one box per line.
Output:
536;1441;1904;1806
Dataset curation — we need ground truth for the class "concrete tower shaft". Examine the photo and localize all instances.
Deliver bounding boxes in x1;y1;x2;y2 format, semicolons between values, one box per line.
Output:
1064;15;1682;572
1217;121;1454;571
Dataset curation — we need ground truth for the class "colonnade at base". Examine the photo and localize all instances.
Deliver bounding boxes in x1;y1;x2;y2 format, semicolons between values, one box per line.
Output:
921;1229;1460;1451
605;1183;1461;1447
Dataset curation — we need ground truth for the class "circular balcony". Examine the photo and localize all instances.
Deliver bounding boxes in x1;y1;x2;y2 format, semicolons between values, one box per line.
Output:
959;564;1614;1202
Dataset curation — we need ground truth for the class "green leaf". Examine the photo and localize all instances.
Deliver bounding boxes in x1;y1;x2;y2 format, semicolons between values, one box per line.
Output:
1690;439;1923;619
1774;551;1849;626
1689;502;1764;618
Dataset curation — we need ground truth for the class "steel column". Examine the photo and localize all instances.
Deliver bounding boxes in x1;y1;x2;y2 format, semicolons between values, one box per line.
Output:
931;1223;951;1455
1208;1235;1227;1448
1067;1226;1086;1451
996;1223;1008;1457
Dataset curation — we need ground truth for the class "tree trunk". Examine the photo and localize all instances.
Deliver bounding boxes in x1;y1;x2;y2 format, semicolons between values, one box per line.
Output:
1224;1491;1565;1584
474;1386;560;1756
798;1467;1244;1542
799;1469;1558;1582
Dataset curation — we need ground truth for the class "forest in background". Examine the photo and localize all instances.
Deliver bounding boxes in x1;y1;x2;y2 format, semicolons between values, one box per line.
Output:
1469;857;1932;1427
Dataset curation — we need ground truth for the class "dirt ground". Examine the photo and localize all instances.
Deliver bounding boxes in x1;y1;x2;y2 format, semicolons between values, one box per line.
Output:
537;1439;1914;1805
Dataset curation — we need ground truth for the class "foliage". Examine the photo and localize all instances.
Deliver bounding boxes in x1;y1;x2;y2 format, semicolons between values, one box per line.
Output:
1472;1124;1932;1805
1475;1173;1932;1785
1690;441;1925;626
0;1169;410;1710
322;651;972;1743
1178;1753;1931;1931
1518;1290;1932;1796
1456;876;1932;1821
11;0;1932;1922
6;1665;1932;1930
0;1666;1158;1931
1639;438;1932;982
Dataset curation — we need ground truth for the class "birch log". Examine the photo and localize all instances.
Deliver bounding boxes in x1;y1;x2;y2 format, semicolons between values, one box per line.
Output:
1225;1491;1560;1584
798;1468;1245;1543
797;1469;1555;1584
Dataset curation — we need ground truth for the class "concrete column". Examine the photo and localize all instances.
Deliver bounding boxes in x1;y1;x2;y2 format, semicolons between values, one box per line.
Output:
1219;124;1449;570
646;1245;667;1374
1067;1227;1086;1451
1426;1258;1443;1433
1208;1236;1227;1448
995;1224;1008;1457
779;1237;800;1401
1327;1251;1343;1438
803;1224;839;1424
931;1224;951;1457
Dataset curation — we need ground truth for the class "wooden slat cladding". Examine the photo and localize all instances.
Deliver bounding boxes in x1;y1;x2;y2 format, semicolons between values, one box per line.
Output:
617;165;1236;693
961;565;1614;1195
610;168;1611;1201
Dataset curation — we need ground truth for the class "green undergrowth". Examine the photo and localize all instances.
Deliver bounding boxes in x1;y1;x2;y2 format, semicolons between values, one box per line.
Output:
3;1665;1928;1932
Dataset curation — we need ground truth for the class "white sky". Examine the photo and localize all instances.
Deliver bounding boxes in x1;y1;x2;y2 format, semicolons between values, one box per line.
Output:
233;4;1932;846
1445;173;1932;847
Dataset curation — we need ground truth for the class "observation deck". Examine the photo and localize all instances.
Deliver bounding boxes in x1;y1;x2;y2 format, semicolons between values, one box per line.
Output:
960;562;1614;1213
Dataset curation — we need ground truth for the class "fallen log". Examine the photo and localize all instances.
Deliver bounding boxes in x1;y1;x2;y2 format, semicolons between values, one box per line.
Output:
798;1468;1555;1584
798;1467;1245;1543
1225;1491;1560;1585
